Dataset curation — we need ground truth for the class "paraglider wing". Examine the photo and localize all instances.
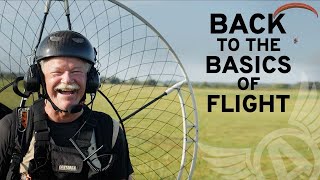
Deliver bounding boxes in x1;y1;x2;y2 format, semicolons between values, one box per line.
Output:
273;2;318;18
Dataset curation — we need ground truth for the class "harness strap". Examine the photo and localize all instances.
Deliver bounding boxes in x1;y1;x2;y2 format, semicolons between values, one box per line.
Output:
33;100;50;152
75;111;97;150
20;136;35;174
87;118;119;176
28;100;51;178
6;106;31;180
88;131;101;169
10;100;120;179
112;119;120;148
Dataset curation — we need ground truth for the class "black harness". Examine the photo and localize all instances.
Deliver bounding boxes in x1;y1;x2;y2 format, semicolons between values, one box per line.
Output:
6;100;107;180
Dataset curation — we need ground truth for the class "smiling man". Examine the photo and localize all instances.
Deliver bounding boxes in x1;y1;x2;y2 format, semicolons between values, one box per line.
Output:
0;30;133;179
41;57;89;123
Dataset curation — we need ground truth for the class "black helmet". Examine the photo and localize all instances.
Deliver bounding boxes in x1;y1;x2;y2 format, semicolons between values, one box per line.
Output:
35;30;96;64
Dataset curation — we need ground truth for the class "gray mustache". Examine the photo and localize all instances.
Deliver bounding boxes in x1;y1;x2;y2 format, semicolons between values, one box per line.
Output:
54;83;80;91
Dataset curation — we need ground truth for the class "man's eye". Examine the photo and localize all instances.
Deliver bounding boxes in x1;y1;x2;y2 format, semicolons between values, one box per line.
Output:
72;71;83;74
52;72;62;76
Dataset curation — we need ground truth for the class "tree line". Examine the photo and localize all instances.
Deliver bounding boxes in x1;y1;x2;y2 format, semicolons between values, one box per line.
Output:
192;81;320;90
2;72;319;89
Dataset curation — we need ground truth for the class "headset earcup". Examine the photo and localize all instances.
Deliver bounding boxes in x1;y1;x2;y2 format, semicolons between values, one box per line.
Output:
86;67;100;93
24;64;41;93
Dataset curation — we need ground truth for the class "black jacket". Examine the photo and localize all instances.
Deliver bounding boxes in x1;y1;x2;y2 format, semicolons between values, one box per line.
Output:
0;101;133;179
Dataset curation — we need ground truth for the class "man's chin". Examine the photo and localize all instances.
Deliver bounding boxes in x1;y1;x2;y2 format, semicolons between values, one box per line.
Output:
49;98;81;111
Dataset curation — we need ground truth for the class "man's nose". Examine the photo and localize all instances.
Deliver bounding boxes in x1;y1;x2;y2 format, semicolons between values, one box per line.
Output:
60;71;74;84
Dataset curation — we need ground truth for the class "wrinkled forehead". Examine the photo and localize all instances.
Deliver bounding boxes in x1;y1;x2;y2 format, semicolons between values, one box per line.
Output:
40;56;90;71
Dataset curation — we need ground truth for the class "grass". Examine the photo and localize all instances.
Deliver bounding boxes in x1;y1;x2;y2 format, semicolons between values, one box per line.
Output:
1;84;318;179
194;87;318;179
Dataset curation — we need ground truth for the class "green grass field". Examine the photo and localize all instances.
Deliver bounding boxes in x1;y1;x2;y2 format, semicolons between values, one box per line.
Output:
194;87;318;179
1;85;318;179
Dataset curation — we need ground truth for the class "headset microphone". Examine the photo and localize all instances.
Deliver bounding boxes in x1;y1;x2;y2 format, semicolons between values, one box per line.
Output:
67;104;83;113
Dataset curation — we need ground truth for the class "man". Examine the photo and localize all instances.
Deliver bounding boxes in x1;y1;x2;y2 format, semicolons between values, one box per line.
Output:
0;30;133;179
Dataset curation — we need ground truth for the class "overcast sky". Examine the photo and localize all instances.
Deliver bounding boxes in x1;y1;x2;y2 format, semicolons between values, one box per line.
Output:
120;1;320;84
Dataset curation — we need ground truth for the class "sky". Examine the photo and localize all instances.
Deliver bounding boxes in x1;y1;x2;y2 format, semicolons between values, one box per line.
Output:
0;0;318;84
120;1;320;84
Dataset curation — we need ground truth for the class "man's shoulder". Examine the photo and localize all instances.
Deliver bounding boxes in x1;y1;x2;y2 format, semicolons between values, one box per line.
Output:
30;99;45;110
87;110;114;132
0;110;16;130
89;110;113;125
91;110;113;120
0;102;13;119
0;111;17;151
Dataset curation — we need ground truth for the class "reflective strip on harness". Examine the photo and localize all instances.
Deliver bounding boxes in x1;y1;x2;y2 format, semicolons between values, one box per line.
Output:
88;131;101;169
112;119;120;148
20;136;35;174
87;119;119;169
